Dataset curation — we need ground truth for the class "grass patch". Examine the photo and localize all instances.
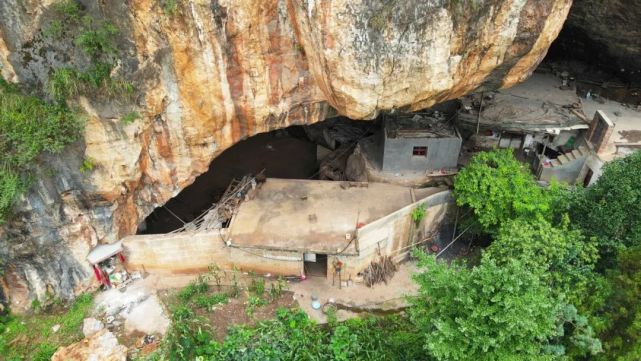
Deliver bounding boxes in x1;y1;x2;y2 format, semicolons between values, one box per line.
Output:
0;293;94;360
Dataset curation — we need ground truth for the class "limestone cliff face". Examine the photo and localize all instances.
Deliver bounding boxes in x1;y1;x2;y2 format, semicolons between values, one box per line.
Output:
0;0;571;309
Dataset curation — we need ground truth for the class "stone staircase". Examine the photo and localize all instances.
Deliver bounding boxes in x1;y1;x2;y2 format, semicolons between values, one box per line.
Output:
545;145;589;168
537;145;591;184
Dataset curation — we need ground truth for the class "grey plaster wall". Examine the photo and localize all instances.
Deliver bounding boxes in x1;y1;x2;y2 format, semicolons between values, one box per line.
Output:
539;156;587;184
381;134;461;173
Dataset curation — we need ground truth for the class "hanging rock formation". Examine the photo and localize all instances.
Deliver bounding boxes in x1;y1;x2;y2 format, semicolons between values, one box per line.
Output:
550;0;641;85
0;0;572;309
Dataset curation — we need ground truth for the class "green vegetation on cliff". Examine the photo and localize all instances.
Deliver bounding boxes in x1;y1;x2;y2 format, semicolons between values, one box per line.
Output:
0;79;83;223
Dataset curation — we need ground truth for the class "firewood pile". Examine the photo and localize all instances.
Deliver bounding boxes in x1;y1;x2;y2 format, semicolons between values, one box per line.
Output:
362;255;398;287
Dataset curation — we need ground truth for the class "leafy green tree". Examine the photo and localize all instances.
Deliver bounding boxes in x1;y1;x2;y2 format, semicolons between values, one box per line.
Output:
454;149;554;231
410;252;562;361
596;245;641;361
568;152;641;265
484;217;598;306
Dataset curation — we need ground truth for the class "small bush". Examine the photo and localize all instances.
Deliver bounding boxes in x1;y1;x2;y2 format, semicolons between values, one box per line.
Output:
194;293;229;309
121;111;140;125
245;296;266;318
411;204;426;224
177;280;208;302
162;0;179;15
53;0;82;22
32;343;57;361
48;67;81;101
0;293;93;360
43;20;64;38
248;277;265;296
75;17;118;59
0;79;83;222
79;157;95;173
268;277;287;301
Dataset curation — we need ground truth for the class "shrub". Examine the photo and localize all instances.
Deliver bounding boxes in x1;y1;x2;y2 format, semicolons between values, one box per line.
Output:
121;111;140;125
32;343;57;361
53;0;82;22
79;157;95;173
177;280;208;302
75;16;118;60
411;203;426;224
45;3;133;103
162;0;179;15
248;277;265;296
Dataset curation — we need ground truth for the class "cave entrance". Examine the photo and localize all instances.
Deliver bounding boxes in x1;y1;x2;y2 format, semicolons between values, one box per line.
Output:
138;119;377;234
138;127;317;234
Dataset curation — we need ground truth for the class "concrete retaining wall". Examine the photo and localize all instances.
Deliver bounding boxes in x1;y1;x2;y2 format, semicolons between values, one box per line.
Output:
123;230;302;276
331;190;455;278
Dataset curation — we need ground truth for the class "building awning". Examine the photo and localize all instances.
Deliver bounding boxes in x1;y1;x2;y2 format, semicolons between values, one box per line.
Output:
86;241;123;265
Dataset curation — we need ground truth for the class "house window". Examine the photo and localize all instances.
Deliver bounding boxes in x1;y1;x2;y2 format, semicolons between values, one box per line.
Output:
412;146;427;157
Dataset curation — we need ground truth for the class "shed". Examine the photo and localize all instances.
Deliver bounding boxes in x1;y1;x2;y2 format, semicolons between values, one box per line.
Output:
87;241;123;265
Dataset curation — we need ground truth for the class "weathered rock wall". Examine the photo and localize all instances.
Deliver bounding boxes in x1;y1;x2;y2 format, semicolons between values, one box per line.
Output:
549;0;641;84
0;0;571;309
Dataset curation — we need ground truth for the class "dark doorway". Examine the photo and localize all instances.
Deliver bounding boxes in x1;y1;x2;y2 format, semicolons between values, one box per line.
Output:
304;253;328;278
583;168;594;187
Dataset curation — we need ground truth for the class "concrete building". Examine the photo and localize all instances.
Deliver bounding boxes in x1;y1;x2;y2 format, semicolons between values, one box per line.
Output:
380;115;462;173
456;73;592;185
121;179;456;282
457;72;641;186
346;112;462;185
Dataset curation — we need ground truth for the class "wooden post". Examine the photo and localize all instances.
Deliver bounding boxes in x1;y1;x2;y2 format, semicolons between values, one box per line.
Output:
476;92;484;135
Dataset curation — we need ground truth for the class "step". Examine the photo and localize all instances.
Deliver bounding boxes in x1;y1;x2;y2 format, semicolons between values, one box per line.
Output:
558;154;571;164
578;145;589;156
571;149;583;159
551;159;562;167
574;148;584;157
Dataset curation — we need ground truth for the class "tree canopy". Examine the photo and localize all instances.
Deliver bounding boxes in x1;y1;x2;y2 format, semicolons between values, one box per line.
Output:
484;217;598;306
453;149;555;230
568;151;641;255
410;253;561;361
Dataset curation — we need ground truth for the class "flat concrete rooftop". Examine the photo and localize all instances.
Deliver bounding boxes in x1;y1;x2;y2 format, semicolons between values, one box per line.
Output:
385;113;457;139
228;178;439;253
